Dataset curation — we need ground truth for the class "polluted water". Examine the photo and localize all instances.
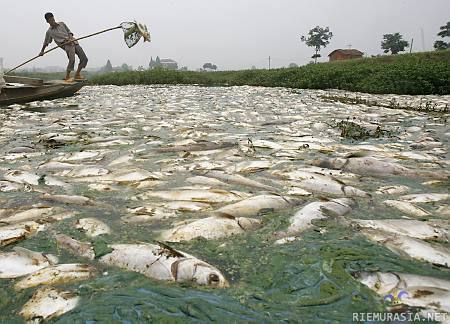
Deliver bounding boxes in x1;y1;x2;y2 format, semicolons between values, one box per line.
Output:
0;85;449;322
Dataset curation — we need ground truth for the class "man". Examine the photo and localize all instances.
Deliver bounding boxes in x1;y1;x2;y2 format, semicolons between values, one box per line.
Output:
39;12;88;81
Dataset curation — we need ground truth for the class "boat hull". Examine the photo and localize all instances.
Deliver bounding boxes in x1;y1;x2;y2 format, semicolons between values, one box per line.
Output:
0;80;85;106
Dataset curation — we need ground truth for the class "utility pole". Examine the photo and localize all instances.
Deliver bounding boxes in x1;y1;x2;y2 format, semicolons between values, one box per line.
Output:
410;38;414;53
268;56;271;70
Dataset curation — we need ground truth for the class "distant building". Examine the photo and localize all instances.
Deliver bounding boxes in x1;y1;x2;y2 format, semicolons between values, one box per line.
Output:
328;49;364;61
160;59;178;70
149;57;178;70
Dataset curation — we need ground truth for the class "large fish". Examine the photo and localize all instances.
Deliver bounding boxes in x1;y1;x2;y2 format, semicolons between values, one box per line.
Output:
19;287;80;321
15;264;96;290
55;234;95;260
355;272;450;313
159;214;261;242
100;243;228;287
140;188;250;204
282;198;355;236
361;229;450;267
193;170;280;192
273;170;369;198
213;194;300;218
155;140;235;153
383;200;431;217
353;219;447;241
313;156;450;180
0;247;58;278
400;193;450;203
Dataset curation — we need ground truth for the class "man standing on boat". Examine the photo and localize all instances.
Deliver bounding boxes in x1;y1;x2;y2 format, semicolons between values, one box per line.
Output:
39;12;88;81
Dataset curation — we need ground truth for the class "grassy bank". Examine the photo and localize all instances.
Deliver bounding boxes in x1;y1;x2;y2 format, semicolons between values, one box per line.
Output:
91;52;449;95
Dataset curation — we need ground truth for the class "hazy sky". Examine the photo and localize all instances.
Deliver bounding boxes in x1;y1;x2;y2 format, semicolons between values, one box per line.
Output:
1;0;448;70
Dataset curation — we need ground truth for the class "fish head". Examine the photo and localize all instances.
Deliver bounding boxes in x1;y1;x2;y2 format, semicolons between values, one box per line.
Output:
237;217;262;230
176;260;229;288
312;158;346;170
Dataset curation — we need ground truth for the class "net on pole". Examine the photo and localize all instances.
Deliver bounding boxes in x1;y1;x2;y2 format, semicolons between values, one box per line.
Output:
120;21;151;48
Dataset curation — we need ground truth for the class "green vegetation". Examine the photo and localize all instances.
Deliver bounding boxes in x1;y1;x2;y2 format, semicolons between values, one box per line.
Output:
91;52;450;95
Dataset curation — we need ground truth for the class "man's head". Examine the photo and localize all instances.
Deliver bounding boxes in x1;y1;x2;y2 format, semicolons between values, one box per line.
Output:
44;12;57;27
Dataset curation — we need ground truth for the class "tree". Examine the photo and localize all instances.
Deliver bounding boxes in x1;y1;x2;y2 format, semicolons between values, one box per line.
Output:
203;63;217;71
300;26;333;63
434;22;449;51
381;33;409;54
288;63;298;68
121;63;131;71
104;59;113;72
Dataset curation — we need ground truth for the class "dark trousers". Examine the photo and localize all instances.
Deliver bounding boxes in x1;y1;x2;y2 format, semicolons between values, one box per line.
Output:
64;44;88;72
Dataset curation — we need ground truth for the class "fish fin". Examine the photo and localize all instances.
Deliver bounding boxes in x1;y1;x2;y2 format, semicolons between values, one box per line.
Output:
171;259;181;281
154;240;185;258
213;212;236;220
345;151;370;158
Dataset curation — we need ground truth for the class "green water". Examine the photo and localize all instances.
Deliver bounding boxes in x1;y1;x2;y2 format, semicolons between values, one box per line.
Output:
0;86;449;323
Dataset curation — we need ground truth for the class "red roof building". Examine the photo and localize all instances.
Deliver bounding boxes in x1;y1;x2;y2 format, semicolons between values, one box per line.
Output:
328;49;364;62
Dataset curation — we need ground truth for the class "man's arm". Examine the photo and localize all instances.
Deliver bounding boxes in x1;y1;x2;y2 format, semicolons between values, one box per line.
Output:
39;31;52;56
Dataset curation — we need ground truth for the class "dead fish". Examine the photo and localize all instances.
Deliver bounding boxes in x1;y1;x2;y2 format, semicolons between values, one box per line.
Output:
0;206;58;224
283;198;355;235
159;214;261;242
193;170;280;192
0;247;58;278
3;170;40;185
295;177;369;198
353;219;447;241
42;193;92;205
62;166;109;178
155;140;235;153
54;150;103;162
15;263;96;290
122;206;177;223
75;218;111;237
140;189;250;204
55;234;95;260
313;156;450;180
400;193;450;203
108;153;134;166
0;221;45;246
213;195;300;218
163;201;212;212
384;200;431;217
108;168;161;183
0;180;26;192
355;272;450;313
19;287;80;321
361;229;450;267
227;160;272;173
100;242;228;287
375;185;410;195
37;161;81;171
186;176;229;187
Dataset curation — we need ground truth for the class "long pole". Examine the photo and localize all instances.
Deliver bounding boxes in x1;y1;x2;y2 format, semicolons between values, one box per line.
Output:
410;38;414;53
268;56;271;70
6;25;121;75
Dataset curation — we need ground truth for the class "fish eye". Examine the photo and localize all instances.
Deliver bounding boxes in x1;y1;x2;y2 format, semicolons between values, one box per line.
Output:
208;273;220;285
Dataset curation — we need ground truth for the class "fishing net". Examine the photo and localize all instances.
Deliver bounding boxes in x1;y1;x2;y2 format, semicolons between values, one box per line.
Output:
121;21;151;48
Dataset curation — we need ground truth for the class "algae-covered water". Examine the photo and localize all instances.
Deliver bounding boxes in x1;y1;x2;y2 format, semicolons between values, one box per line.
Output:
0;85;449;323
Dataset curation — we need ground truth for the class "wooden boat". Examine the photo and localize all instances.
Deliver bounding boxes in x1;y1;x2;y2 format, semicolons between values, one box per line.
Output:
0;75;85;106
